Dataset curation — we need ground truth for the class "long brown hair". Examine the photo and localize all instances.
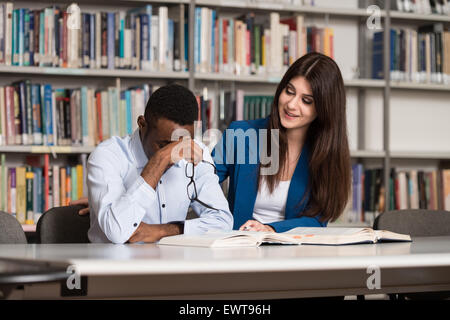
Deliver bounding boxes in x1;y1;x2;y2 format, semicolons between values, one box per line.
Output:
259;52;351;223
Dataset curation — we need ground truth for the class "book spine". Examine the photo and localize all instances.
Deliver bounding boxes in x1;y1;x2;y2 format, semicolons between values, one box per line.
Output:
32;167;39;222
43;84;53;145
9;168;16;215
43;153;49;211
95;12;101;69
16;166;26;224
76;164;83;200
90;13;95;69
13;86;22;144
17;82;29;145
29;11;34;66
63;91;71;145
5;86;15;145
60;167;66;206
23;9;30;66
0;87;4;146
107;13;115;69
52;164;59;207
125;90;132;135
25;80;33;144
34;9;40;66
4;3;13;66
71;166;77;201
65;166;71;204
25;169;34;224
81;86;88;145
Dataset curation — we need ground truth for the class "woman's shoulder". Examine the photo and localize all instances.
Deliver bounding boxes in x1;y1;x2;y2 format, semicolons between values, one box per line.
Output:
227;117;269;131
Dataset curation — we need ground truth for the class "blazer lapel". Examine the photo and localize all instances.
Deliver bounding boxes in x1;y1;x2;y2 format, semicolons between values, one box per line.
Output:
285;143;310;219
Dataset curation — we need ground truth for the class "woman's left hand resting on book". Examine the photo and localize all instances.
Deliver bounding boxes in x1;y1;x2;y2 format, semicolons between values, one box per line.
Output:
70;197;90;215
239;220;275;232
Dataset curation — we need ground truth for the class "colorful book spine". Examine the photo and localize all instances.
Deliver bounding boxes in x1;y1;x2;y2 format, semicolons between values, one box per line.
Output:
15;166;26;224
25;168;34;224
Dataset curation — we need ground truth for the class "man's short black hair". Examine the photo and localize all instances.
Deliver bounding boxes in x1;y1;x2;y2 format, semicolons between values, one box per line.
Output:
144;84;198;126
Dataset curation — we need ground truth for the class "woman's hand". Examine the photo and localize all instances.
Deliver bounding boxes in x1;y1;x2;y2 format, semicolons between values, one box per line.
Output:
239;220;275;232
69;197;90;216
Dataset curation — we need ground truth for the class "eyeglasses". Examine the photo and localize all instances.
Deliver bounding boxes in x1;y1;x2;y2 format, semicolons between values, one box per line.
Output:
185;160;219;211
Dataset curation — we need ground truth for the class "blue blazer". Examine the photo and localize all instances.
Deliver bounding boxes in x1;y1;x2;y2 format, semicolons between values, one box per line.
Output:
211;117;327;232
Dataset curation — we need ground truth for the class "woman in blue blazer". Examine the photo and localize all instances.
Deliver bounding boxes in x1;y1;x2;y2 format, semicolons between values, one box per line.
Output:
211;52;351;232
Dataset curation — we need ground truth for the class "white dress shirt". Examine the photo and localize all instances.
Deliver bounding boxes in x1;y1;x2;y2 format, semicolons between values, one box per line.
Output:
87;129;233;244
252;180;290;224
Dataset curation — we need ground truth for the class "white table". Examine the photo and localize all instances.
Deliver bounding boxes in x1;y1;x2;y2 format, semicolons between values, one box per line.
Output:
1;236;450;299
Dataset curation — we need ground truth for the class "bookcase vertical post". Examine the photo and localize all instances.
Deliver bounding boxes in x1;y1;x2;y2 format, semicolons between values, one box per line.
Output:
383;0;391;212
189;0;195;91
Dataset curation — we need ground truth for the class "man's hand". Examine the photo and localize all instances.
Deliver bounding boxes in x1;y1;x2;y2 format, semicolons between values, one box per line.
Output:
128;222;183;243
239;220;275;232
141;138;203;189
70;197;90;216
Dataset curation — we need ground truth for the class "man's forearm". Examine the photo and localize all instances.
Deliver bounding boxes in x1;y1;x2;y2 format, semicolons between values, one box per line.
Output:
128;222;183;243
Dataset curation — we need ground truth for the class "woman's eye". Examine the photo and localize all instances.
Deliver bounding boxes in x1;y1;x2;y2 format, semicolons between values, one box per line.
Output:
302;98;313;105
286;88;295;95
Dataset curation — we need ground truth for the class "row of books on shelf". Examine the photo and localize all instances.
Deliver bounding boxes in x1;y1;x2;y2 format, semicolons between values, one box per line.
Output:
0;80;153;147
0;3;187;71
0;153;87;225
0;82;272;149
341;164;450;224
384;0;450;15
194;8;333;76
373;23;450;84
196;88;275;136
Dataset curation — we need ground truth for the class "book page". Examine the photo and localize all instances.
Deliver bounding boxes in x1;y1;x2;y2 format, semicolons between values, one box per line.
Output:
374;230;412;242
283;227;371;236
158;231;263;247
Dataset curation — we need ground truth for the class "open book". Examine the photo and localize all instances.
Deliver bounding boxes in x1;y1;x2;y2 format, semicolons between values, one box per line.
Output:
158;227;412;248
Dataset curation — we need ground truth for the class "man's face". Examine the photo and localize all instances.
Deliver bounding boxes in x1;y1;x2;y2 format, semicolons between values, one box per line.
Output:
138;116;194;159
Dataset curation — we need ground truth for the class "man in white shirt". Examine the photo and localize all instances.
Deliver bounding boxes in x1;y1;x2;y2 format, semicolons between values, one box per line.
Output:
87;84;233;244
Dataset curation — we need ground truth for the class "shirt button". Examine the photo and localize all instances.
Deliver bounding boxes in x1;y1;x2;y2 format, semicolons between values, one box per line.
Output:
159;180;162;184
162;204;166;208
133;223;137;227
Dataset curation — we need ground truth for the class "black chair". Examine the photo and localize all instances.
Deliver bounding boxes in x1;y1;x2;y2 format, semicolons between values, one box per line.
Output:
36;205;90;243
0;211;27;244
373;209;450;300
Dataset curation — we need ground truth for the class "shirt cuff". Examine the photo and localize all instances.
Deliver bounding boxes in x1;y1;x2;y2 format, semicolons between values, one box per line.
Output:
126;176;157;212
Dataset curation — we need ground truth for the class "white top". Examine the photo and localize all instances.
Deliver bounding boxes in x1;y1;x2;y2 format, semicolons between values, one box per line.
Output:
252;180;291;224
86;129;233;244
